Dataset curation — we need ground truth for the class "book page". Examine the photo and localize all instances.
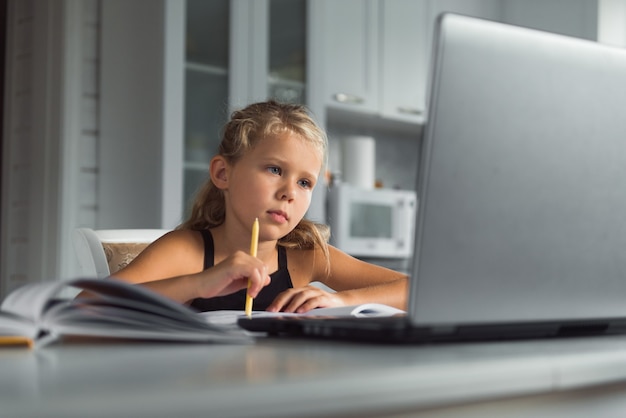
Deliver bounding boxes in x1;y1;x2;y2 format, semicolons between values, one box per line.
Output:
49;279;253;343
200;303;406;326
345;303;406;317
0;311;38;339
0;281;67;342
1;281;66;322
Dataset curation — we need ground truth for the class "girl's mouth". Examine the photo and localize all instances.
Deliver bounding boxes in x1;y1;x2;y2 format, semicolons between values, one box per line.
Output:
267;210;288;224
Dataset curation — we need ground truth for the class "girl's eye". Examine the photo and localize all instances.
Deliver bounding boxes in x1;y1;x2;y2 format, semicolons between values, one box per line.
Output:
298;179;312;189
267;166;281;175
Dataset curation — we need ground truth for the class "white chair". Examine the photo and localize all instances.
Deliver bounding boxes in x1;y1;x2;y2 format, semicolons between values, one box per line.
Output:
72;228;170;278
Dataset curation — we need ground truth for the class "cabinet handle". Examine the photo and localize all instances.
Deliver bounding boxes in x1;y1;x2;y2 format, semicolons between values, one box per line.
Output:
397;106;423;116
333;93;365;104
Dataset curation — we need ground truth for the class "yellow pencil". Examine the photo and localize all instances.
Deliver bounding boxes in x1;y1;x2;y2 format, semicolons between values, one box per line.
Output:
0;336;34;349
245;217;259;318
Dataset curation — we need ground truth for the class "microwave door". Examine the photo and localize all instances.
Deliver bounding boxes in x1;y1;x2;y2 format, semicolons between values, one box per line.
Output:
328;185;416;259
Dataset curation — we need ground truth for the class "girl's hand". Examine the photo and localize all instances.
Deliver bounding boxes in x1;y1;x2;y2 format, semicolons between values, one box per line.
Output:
195;251;271;300
266;286;345;313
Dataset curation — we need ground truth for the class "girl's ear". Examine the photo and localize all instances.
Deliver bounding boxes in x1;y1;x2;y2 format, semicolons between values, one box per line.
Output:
210;156;230;190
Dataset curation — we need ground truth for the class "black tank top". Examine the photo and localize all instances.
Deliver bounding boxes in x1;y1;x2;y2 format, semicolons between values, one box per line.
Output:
189;230;294;312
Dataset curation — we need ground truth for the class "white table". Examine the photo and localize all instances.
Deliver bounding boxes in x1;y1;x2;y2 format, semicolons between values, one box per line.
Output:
4;335;626;417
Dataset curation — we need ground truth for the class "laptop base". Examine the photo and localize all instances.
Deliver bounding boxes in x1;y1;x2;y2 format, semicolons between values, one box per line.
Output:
238;316;626;344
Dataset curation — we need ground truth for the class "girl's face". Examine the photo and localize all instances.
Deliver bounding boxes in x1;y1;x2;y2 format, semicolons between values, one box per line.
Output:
222;132;323;240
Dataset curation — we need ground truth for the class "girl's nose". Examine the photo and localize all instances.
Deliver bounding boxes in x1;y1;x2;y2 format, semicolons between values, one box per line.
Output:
277;183;295;201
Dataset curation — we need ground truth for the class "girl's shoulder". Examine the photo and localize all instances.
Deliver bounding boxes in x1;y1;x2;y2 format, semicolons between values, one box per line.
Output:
111;229;206;282
145;229;205;257
158;228;204;244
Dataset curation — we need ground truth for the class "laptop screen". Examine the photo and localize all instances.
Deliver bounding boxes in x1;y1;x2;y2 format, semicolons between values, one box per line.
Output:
410;14;626;326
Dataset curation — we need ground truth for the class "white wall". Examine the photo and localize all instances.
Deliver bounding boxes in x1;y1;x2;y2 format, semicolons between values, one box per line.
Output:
1;0;101;297
98;0;184;230
598;0;626;46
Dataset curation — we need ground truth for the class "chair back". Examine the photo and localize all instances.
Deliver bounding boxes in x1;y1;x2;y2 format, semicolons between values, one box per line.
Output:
72;228;170;277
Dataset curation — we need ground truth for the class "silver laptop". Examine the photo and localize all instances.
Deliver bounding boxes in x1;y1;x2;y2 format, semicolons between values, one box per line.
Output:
238;13;626;342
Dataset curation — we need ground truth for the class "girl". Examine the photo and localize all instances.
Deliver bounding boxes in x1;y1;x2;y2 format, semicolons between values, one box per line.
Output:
111;101;407;313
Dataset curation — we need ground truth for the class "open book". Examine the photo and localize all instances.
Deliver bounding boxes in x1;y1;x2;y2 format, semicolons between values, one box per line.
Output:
0;278;252;348
201;304;406;327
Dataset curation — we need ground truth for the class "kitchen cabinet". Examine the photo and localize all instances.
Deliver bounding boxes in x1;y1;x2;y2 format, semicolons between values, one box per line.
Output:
268;0;308;105
311;0;597;129
311;0;380;115
310;0;428;125
99;0;599;232
380;0;430;123
183;0;230;214
382;1;500;124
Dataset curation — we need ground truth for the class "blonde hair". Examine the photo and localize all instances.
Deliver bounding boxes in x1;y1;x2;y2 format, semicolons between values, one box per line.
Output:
179;100;330;262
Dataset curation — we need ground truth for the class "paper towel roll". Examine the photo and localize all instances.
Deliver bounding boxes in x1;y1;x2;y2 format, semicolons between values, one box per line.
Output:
341;136;376;189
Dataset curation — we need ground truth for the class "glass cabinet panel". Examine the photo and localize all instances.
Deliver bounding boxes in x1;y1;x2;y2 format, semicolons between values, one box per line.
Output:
184;0;230;215
186;0;229;67
268;0;306;104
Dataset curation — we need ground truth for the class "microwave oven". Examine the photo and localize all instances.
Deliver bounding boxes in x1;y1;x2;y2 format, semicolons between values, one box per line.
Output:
327;184;417;258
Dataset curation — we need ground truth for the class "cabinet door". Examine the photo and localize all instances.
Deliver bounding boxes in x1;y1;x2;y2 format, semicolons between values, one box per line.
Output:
184;0;230;216
380;0;429;123
269;0;307;104
318;0;379;113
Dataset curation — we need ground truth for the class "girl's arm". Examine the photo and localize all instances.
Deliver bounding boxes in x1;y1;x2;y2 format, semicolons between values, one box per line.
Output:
267;245;408;312
106;230;270;304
